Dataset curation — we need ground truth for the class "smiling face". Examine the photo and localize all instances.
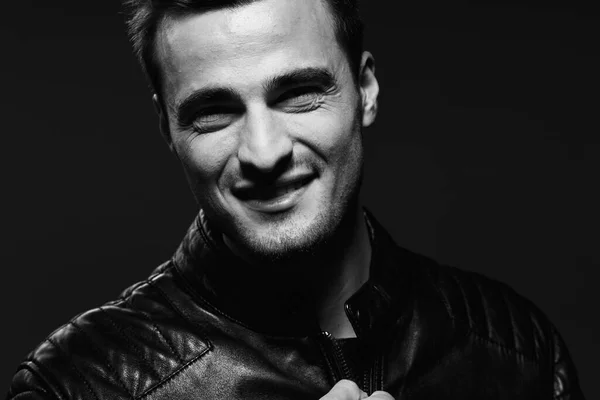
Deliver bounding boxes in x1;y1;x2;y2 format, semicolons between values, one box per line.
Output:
155;0;378;263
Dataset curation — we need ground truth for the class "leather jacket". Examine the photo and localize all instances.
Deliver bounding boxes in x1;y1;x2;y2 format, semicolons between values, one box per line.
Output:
6;210;585;399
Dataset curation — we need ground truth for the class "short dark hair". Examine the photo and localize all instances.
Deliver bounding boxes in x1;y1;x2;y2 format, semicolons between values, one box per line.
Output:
123;0;364;97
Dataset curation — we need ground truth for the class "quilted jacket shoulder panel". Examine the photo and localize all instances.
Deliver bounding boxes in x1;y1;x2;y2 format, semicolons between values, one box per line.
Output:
22;261;210;400
429;264;552;363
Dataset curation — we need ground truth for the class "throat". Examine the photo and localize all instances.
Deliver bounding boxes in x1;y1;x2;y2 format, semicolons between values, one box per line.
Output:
321;308;358;338
314;207;372;339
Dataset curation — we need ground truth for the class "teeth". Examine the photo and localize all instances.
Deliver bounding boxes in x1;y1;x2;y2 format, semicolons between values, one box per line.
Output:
237;178;311;201
274;181;304;197
274;180;306;197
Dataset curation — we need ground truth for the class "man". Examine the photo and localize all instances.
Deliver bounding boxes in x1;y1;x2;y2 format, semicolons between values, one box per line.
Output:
6;0;584;399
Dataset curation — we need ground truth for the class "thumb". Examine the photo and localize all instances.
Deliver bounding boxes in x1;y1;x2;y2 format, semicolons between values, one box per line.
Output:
320;379;364;400
367;390;395;400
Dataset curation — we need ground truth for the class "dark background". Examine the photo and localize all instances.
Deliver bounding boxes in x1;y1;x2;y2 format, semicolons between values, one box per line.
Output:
4;1;597;398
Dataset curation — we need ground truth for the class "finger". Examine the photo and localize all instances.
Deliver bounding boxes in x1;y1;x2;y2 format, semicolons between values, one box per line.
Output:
320;379;363;400
367;390;395;400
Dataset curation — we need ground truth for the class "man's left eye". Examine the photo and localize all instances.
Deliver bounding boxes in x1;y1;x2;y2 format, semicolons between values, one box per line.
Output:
276;87;323;111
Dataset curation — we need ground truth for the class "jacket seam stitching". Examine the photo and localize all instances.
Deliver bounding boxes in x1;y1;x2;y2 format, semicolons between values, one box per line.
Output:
46;337;101;400
446;269;542;363
115;264;170;304
469;329;540;364
145;313;187;365
499;290;519;351
103;274;185;364
16;362;59;399
18;365;50;395
98;306;159;381
449;272;474;327
424;265;457;323
12;389;50;399
146;273;213;349
118;279;149;301
69;320;135;399
378;353;384;391
138;350;209;400
472;276;493;338
551;327;559;400
196;217;219;252
108;270;212;399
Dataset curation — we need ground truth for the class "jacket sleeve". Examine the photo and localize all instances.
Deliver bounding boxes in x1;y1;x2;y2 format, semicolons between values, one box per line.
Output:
552;326;586;400
5;363;59;400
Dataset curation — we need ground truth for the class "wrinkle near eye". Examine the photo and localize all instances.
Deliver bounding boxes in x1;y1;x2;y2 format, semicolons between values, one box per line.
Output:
279;94;325;113
308;95;328;110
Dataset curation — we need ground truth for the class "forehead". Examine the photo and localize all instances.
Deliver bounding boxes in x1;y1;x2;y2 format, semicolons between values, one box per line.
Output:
155;0;347;104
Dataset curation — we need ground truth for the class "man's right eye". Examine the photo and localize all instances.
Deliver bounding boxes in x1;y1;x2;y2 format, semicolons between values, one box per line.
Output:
191;108;237;133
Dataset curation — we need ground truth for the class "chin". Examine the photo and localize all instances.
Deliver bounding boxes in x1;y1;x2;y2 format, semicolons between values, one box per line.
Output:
231;208;332;264
227;191;361;266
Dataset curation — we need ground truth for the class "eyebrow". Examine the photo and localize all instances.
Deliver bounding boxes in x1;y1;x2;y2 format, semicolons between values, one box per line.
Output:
173;67;337;126
263;67;336;93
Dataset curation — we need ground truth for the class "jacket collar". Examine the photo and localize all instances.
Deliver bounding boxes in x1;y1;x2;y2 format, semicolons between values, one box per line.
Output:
172;208;449;340
173;209;321;336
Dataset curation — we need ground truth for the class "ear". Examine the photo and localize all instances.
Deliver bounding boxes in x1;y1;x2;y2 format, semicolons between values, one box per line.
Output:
152;93;175;151
358;51;379;128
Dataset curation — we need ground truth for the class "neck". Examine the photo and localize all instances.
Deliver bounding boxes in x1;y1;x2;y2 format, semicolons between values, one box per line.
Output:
312;205;371;338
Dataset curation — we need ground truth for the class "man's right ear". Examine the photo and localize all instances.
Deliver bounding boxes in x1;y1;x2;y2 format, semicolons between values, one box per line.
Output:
152;94;174;151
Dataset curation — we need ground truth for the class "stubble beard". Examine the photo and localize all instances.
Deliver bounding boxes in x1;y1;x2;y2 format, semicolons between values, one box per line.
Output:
240;178;362;268
224;148;364;271
196;104;366;272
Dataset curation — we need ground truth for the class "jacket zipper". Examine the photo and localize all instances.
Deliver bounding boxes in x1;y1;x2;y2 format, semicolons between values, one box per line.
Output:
318;331;352;383
363;352;383;394
318;331;384;394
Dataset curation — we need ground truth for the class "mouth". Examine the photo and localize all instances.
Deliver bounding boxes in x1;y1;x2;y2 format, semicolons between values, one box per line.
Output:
232;175;315;213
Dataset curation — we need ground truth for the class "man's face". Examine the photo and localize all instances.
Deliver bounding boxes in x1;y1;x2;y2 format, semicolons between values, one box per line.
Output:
156;0;378;262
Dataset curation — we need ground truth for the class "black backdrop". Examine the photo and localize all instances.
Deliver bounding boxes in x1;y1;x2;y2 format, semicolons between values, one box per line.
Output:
4;1;598;398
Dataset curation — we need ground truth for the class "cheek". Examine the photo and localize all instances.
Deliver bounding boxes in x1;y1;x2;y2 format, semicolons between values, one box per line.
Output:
312;108;363;184
174;133;235;185
288;106;359;160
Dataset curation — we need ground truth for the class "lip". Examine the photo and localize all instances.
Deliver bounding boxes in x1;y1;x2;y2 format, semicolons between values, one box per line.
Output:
232;174;315;214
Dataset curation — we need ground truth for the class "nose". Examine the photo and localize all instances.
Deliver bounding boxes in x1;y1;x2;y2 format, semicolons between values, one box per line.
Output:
237;106;293;175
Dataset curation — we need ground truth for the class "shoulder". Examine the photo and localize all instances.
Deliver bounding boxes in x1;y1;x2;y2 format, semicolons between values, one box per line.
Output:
423;260;555;362
9;261;210;400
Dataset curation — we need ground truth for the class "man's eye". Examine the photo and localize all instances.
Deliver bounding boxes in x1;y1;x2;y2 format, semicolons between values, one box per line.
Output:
192;109;236;133
277;87;323;111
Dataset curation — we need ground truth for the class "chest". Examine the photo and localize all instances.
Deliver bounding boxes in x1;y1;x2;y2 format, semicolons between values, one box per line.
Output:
142;331;550;400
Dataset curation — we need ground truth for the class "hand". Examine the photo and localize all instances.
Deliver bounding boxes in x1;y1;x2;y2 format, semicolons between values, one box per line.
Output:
320;379;394;400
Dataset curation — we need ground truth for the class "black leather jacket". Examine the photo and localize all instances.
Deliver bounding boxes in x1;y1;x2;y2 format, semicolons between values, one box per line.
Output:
7;211;585;399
